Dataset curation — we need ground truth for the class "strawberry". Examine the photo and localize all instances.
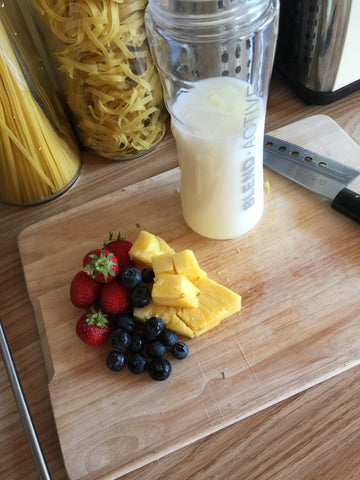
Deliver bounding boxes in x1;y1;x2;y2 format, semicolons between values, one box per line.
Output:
100;281;130;314
83;248;119;283
103;232;134;270
76;308;111;346
70;271;103;308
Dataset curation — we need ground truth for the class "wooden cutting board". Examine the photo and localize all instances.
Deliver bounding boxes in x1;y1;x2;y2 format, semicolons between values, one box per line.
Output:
18;115;360;480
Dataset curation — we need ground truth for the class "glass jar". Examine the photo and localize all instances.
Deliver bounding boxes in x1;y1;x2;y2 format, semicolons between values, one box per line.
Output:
29;0;168;160
0;1;81;206
145;0;279;239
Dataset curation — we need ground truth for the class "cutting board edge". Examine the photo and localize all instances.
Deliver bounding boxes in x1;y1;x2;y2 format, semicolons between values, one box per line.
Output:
17;167;180;244
62;354;360;480
32;296;55;383
267;113;360;155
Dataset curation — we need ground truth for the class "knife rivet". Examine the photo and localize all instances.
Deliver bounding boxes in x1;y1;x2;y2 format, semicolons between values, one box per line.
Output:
304;156;313;162
318;161;327;168
291;151;299;157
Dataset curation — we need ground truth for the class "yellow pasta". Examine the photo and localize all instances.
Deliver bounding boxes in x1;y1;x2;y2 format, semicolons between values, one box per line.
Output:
0;14;81;205
31;0;167;159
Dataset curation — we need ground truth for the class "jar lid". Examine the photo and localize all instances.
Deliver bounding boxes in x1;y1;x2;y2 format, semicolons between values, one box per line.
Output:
147;0;273;31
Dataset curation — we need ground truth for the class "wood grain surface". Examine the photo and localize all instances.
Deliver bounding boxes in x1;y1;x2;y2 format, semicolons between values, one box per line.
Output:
2;75;360;480
17;115;360;480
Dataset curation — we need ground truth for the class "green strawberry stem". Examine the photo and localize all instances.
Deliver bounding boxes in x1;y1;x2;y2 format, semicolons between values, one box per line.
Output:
84;250;117;281
103;231;125;248
86;308;108;328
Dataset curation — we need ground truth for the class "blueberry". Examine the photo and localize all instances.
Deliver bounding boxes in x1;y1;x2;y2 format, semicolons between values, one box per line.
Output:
171;342;189;360
159;329;177;347
110;328;131;352
113;312;136;334
141;267;155;283
128;353;147;374
121;267;142;288
129;332;144;353
129;285;151;308
106;351;126;372
147;340;167;358
143;316;165;342
149;358;172;381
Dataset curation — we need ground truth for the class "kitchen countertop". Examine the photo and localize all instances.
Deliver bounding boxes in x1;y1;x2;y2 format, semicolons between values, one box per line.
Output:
1;72;360;480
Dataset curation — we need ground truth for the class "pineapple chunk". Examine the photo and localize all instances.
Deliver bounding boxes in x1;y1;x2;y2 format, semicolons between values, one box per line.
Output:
195;277;241;319
129;231;174;267
129;231;159;266
173;250;207;282
167;314;195;338
133;277;241;338
133;303;196;338
151;253;176;276
157;236;175;254
130;231;242;338
133;302;177;324
152;273;200;308
174;277;241;335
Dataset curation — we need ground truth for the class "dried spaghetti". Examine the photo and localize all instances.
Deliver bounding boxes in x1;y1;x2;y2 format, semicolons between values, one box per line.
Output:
0;14;80;205
31;0;167;159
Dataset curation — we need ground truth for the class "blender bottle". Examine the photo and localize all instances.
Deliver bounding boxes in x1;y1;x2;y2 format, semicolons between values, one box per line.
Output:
145;0;279;239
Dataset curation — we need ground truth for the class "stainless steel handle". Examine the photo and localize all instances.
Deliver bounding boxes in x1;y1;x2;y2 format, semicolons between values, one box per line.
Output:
0;318;51;480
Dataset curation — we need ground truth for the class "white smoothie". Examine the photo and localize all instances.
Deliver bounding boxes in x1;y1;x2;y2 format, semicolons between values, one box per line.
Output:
171;77;265;239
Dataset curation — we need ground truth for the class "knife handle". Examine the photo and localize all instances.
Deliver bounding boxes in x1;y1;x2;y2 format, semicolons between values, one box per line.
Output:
331;188;360;223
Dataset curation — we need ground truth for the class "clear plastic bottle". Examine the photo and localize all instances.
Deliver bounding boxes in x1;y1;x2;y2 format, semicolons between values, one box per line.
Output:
0;1;81;205
145;0;279;239
29;0;168;160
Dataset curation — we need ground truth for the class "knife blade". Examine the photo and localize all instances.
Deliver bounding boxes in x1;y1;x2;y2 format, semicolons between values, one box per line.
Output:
263;135;360;223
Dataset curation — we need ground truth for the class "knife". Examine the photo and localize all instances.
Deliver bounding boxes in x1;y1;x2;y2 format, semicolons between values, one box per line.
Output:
263;135;360;223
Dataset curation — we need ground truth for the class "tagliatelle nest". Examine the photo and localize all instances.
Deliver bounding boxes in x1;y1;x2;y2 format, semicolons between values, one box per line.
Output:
31;0;167;159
